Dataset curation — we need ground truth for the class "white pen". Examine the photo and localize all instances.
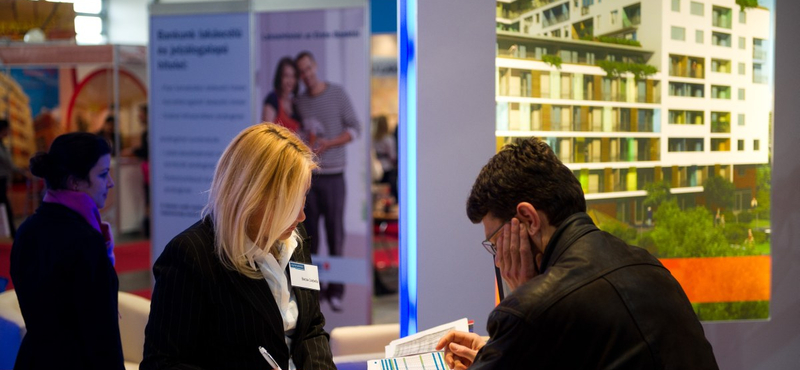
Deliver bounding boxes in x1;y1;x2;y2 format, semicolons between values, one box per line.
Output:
258;346;283;370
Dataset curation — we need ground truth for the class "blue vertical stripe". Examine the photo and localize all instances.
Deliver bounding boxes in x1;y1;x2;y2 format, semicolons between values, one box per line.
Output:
399;0;418;337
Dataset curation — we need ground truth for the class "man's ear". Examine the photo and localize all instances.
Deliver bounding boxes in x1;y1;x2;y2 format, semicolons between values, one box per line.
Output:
516;202;541;237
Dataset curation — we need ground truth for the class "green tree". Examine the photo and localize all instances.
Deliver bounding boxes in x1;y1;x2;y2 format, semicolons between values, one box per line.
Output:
755;165;771;219
703;176;734;211
650;201;728;257
736;0;759;12
643;180;672;210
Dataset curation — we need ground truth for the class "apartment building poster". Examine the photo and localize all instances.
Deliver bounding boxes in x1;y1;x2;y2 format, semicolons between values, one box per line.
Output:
494;0;773;321
148;6;252;260
256;4;371;327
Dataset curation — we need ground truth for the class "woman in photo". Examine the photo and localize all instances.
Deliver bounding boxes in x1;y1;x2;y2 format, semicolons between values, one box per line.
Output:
142;123;336;370
11;132;122;369
263;57;303;133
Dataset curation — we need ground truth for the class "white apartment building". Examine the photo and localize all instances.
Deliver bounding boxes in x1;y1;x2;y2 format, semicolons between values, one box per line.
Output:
495;0;770;223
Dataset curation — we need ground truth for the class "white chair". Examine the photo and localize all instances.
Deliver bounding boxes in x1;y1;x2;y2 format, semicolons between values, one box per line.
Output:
0;290;150;370
330;323;399;365
118;291;151;370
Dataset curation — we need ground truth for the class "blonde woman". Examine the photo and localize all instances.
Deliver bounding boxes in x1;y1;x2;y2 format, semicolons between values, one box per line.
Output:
142;124;335;370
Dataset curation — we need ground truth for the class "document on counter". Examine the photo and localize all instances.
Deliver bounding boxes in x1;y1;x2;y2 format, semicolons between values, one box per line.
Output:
367;352;448;370
384;318;471;358
366;318;471;370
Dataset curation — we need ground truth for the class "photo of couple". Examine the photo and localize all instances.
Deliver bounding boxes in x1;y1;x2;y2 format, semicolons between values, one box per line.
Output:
261;50;361;313
257;6;369;328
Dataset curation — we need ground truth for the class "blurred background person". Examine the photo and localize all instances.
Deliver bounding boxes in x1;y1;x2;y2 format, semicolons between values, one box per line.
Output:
96;115;117;156
373;115;397;201
133;104;150;237
295;51;362;311
0;119;27;238
142;124;336;370
11;132;122;369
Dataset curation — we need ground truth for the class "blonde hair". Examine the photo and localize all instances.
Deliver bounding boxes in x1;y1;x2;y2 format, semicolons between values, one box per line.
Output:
202;123;317;279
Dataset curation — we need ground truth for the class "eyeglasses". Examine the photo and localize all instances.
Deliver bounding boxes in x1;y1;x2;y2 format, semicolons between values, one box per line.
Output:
481;221;510;256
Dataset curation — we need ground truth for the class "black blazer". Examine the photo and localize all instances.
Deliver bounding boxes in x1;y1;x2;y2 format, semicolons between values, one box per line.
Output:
141;218;335;370
10;202;124;370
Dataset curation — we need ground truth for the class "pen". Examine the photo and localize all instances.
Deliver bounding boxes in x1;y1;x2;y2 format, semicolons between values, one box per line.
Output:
258;346;283;370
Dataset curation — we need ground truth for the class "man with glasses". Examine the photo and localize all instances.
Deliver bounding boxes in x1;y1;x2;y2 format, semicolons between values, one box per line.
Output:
436;137;718;370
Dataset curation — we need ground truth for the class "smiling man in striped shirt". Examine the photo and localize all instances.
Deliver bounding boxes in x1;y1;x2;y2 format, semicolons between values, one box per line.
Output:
295;51;361;312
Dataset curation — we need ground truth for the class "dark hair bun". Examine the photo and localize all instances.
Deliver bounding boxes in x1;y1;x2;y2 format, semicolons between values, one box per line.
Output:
29;152;54;178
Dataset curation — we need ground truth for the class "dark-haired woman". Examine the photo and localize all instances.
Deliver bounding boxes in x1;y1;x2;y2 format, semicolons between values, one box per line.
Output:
10;132;123;369
262;57;303;133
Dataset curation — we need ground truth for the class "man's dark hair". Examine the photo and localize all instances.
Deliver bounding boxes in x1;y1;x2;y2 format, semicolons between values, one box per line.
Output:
273;56;299;95
295;50;315;64
466;137;586;227
29;132;111;190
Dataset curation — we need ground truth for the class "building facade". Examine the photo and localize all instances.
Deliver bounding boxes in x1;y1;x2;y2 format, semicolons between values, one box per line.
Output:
496;0;770;224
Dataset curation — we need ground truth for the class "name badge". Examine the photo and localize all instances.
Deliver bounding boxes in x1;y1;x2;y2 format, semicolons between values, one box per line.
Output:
289;262;320;290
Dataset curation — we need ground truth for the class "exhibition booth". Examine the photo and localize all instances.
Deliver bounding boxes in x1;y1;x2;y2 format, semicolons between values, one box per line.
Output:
1;0;799;369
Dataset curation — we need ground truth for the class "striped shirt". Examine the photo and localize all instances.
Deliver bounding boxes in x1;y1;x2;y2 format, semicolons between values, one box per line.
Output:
295;83;361;174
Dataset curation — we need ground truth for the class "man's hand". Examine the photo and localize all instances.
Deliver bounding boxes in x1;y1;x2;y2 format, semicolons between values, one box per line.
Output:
495;218;541;291
313;138;331;155
435;330;486;370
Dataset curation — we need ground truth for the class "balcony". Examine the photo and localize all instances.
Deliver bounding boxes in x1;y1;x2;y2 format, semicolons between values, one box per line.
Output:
669;110;704;125
543;3;570;28
711;138;731;151
712;32;732;47
668;138;704;152
711;112;731;133
623;3;642;27
711;85;731;99
669;54;705;79
669;82;704;98
712;6;733;29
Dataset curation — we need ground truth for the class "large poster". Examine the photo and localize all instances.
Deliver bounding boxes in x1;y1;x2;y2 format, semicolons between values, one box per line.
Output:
256;7;371;327
149;10;252;260
494;0;773;321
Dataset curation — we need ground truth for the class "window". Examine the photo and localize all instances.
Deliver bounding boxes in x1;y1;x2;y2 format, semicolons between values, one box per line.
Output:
671;26;686;41
738;88;745;100
672;0;680;12
738;113;745;126
754;139;760;151
739;10;746;24
739;62;746;75
738;140;745;151
691;1;704;16
696;30;704;43
536;13;540;23
739;36;746;49
611;10;618;25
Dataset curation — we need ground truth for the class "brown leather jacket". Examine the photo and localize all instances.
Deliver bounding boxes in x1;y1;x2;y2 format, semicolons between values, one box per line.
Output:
471;213;719;370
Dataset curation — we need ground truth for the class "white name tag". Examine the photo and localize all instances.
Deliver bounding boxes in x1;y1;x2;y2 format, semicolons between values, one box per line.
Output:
289;262;320;290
